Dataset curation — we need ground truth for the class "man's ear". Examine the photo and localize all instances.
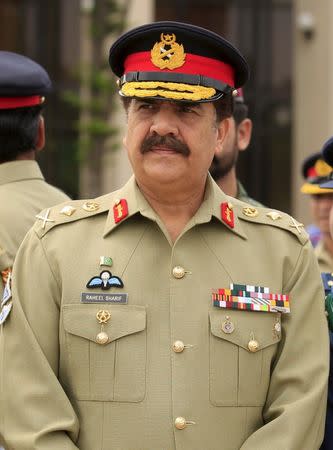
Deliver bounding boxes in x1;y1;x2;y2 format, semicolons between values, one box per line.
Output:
215;117;231;156
237;118;252;152
35;116;45;151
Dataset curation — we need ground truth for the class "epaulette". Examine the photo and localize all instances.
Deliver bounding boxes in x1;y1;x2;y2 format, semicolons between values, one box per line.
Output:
231;197;308;245
33;193;113;239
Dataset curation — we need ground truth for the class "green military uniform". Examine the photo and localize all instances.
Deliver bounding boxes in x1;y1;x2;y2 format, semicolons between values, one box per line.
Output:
0;160;69;296
237;181;264;207
0;175;329;450
315;239;333;273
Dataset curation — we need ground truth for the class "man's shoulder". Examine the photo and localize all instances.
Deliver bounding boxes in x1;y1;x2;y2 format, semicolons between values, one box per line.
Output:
32;192;115;239
230;196;308;245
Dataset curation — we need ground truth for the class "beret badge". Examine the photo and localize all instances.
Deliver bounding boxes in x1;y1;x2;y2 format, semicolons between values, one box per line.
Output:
151;33;186;70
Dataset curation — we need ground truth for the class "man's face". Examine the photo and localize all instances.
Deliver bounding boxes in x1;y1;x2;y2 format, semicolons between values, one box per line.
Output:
123;98;227;188
213;114;252;179
215;117;238;178
310;194;333;234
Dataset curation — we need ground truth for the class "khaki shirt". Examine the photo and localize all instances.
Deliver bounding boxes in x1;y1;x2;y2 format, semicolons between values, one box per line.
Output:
0;160;70;294
315;239;333;273
0;175;329;450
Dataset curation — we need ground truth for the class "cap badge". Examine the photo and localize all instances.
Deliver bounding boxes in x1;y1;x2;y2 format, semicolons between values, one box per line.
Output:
151;32;186;70
221;202;234;228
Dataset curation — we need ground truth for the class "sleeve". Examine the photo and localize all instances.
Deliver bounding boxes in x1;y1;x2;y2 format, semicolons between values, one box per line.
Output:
0;229;80;450
240;240;329;450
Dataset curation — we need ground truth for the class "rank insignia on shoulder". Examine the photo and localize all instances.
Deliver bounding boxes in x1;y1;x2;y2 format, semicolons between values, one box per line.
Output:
221;202;234;228
86;270;124;290
212;283;290;313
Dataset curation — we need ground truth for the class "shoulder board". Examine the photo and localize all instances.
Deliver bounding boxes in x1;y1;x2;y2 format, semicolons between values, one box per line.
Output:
231;198;308;245
33;193;113;238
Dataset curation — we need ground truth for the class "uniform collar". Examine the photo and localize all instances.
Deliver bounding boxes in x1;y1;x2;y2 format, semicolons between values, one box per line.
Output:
0;160;44;186
103;173;247;239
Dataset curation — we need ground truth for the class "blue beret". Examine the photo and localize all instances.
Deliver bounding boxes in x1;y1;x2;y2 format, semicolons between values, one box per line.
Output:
0;51;52;109
109;21;249;102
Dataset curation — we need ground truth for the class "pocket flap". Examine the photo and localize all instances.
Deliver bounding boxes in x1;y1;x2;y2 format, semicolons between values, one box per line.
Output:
62;304;146;344
209;309;281;351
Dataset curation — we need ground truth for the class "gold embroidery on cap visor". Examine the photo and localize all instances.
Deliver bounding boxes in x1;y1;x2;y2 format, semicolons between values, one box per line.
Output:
121;81;216;101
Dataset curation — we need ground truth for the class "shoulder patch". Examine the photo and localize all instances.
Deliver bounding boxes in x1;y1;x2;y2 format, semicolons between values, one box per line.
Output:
232;200;308;245
33;194;113;238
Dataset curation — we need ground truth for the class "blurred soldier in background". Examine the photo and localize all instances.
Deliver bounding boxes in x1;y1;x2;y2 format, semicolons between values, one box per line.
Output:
300;152;333;269
0;51;70;299
318;136;333;450
210;88;263;206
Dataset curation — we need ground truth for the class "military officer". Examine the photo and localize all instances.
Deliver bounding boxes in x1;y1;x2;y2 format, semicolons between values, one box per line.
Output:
0;51;70;300
210;88;263;207
0;22;329;450
318;136;333;450
300;152;333;268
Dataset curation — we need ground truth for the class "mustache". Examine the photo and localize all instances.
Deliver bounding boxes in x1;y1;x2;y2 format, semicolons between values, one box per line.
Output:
141;135;190;156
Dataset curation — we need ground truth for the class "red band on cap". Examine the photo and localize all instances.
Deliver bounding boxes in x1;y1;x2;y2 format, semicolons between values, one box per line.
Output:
124;51;235;87
0;95;43;109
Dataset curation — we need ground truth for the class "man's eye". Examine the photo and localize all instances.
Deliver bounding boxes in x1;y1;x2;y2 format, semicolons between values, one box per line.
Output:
138;103;153;110
179;104;199;114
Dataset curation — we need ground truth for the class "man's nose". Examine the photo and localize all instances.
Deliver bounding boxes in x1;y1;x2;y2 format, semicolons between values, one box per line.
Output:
149;108;179;137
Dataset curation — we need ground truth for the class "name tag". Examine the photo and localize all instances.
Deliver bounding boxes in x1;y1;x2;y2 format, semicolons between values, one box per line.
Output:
81;292;128;304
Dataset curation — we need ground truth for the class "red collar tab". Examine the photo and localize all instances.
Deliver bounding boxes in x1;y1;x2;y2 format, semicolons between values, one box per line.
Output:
0;95;44;109
221;202;234;228
113;199;128;224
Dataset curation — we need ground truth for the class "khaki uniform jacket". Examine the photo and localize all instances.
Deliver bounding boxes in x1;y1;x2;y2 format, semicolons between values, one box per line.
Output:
315;240;333;273
0;160;70;295
0;175;329;450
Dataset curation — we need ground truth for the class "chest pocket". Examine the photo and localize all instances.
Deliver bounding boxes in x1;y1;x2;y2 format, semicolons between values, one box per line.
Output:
61;304;146;402
209;309;281;407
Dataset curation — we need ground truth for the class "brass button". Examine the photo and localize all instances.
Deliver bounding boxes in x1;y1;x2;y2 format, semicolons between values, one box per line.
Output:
248;339;259;353
96;331;109;345
174;416;187;430
172;340;185;353
172;266;185;279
